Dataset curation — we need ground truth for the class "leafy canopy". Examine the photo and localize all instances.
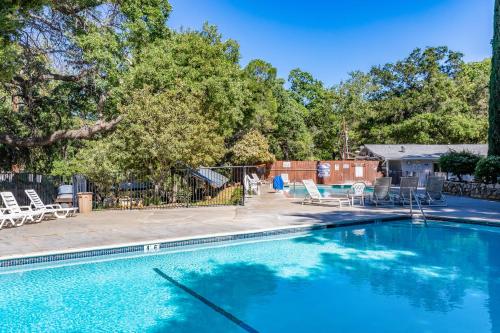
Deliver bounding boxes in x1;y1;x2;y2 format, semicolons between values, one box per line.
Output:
438;150;482;181
231;130;275;165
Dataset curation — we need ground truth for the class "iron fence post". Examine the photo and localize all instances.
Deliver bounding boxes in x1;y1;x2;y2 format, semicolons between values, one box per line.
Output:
242;166;246;206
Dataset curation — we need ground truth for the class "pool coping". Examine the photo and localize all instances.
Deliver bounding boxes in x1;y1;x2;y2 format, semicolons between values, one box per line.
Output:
0;215;406;268
1;214;498;268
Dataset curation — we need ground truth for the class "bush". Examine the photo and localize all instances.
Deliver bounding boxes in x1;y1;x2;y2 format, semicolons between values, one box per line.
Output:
231;129;275;165
438;150;481;181
474;156;500;183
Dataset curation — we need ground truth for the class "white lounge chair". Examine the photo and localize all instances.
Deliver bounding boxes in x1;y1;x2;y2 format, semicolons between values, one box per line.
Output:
0;191;45;223
244;175;260;195
251;173;262;184
25;189;78;218
0;208;28;229
281;174;290;186
302;179;351;207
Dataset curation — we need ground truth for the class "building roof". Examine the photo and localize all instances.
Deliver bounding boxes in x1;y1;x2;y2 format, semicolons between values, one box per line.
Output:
359;144;488;160
194;167;229;188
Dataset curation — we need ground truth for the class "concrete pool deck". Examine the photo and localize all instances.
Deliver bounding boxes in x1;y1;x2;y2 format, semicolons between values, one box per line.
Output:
0;191;499;259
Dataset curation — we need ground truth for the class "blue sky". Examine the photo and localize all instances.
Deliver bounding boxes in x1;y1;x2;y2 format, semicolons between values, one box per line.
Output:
168;0;493;86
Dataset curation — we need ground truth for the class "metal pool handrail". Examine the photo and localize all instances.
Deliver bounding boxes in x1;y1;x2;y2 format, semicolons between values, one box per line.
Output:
409;189;427;225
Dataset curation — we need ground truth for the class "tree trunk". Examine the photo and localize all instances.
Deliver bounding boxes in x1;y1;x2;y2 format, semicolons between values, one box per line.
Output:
0;116;122;147
489;0;500;155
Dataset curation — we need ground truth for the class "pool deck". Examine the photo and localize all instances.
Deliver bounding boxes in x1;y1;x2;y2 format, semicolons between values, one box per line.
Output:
1;190;499;259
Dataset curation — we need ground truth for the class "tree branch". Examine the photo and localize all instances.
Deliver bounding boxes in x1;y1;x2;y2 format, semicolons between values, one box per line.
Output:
0;116;123;147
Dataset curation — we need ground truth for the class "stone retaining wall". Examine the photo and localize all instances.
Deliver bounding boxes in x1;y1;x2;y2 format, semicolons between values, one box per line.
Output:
443;181;500;200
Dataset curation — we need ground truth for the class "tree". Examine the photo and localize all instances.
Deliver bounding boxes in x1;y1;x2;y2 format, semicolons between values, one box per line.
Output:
240;59;279;136
64;86;225;179
438;150;481;181
128;23;246;139
0;0;171;151
489;0;500;155
270;86;314;160
288;68;339;159
230;129;275;165
364;47;489;145
475;156;500;183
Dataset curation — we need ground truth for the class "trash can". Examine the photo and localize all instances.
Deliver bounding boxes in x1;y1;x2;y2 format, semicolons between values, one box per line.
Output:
77;192;93;214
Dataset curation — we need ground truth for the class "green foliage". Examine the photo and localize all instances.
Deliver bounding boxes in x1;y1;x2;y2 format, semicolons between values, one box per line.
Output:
67;86;225;180
364;48;489;145
438;151;482;181
0;2;492;173
128;24;245;138
0;0;171;165
231;130;275;165
229;187;244;205
475;156;500;183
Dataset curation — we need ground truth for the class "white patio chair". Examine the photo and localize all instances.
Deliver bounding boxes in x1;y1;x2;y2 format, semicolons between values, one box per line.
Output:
348;182;366;206
25;189;78;218
0;191;45;223
302;179;351;207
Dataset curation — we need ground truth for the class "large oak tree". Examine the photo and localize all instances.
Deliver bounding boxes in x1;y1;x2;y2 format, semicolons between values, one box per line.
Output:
0;0;170;150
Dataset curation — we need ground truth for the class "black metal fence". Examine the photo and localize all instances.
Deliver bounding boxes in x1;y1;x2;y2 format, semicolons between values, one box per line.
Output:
0;173;69;207
0;166;249;210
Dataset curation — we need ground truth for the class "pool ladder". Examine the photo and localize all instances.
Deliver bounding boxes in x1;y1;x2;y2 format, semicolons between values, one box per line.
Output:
409;189;427;225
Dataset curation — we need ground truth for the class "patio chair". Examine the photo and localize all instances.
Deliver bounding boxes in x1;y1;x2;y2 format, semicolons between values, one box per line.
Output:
244;175;260;195
281;173;290;186
0;192;45;223
302;179;351;207
0;208;28;229
393;177;419;206
370;177;394;207
25;189;78;218
420;176;447;206
347;182;366;206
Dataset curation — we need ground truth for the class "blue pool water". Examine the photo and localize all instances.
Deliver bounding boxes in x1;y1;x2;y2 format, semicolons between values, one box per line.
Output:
1;220;499;332
285;184;373;197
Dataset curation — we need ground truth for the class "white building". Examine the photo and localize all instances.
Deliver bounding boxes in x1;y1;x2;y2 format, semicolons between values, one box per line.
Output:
357;144;488;185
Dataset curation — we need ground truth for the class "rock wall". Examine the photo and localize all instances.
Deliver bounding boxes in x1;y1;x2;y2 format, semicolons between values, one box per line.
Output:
443;181;500;200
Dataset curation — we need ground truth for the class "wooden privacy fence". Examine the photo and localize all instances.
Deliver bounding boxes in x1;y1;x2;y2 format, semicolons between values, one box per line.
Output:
266;160;381;185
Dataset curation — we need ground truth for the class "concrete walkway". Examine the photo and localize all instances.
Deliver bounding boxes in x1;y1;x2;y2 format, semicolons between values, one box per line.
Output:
0;190;499;259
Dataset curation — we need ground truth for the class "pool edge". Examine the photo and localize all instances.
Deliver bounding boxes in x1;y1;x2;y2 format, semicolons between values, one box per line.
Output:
0;215;406;268
2;214;498;268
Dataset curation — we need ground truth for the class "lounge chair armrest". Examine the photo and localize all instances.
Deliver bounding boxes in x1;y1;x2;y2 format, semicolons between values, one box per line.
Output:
45;204;62;209
19;206;33;211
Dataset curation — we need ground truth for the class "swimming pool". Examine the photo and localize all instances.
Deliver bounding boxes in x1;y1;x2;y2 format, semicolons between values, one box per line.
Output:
1;220;499;332
285;184;373;198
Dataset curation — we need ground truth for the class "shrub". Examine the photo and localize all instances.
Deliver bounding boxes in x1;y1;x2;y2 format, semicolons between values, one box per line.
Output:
438;150;481;181
474;156;500;183
231;129;275;165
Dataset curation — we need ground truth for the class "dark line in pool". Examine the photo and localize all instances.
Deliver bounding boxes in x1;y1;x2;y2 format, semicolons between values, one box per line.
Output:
153;268;259;333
